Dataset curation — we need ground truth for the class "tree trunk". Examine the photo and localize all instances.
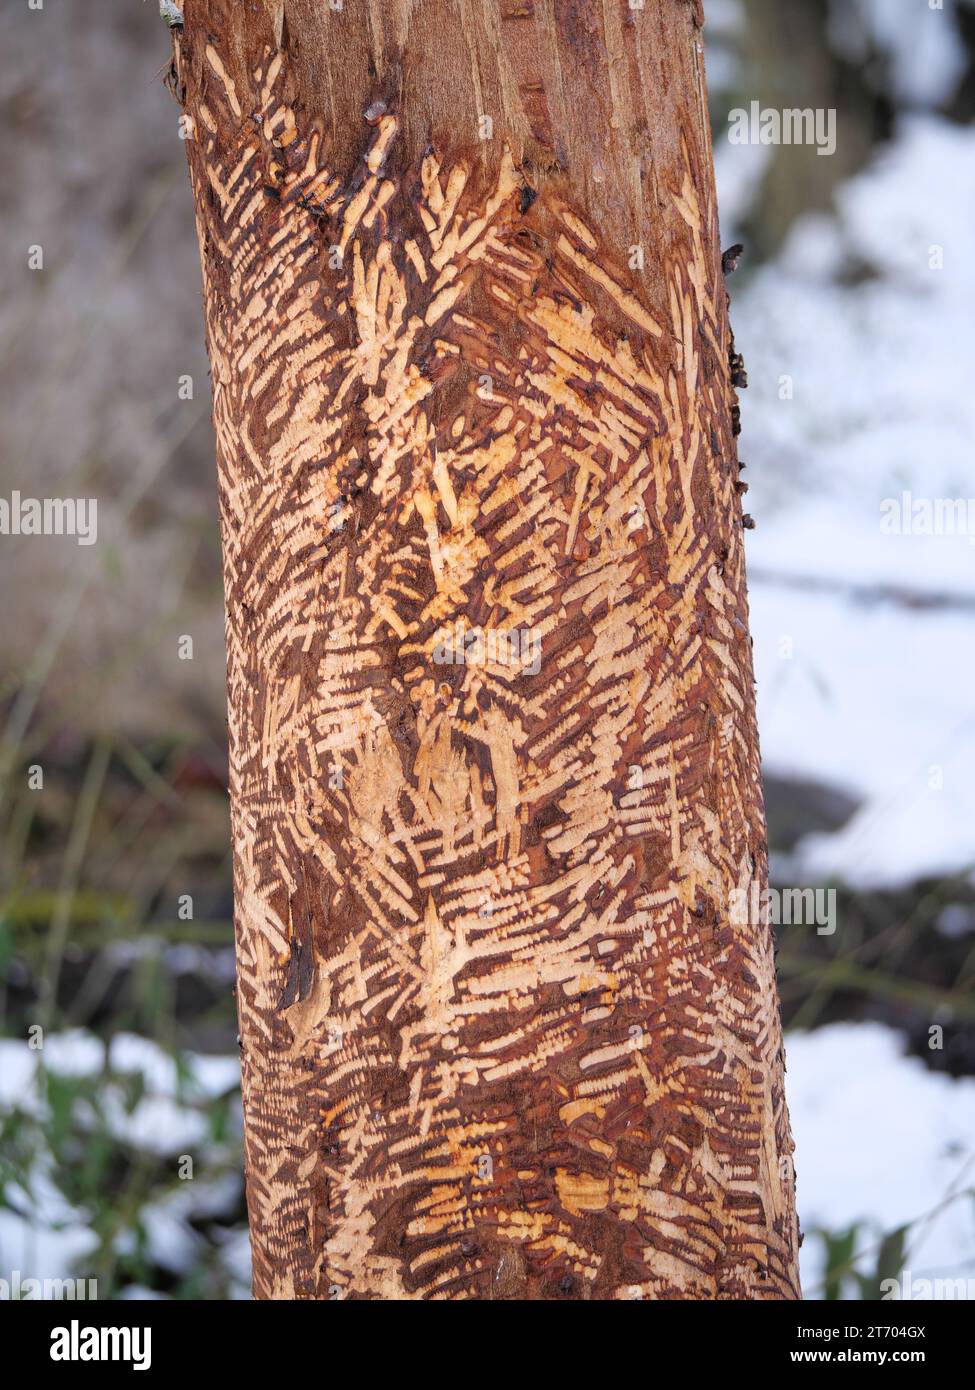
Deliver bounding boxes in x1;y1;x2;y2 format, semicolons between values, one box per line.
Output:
172;0;800;1300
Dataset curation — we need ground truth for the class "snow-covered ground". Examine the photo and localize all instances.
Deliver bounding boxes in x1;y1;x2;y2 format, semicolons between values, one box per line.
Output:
719;115;975;890
4;1024;973;1299
709;1;975;1300
0;1032;248;1297
788;1023;975;1297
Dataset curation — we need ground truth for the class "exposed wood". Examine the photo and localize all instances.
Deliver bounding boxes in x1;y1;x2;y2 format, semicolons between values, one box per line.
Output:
173;0;800;1300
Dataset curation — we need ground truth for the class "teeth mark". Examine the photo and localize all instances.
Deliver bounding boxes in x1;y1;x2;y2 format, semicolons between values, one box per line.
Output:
180;38;797;1303
205;44;242;118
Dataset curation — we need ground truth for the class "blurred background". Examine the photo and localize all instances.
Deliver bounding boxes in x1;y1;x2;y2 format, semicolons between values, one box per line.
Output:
0;0;973;1300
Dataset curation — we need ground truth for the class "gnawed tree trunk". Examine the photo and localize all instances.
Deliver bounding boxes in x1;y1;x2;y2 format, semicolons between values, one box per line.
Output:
172;0;800;1300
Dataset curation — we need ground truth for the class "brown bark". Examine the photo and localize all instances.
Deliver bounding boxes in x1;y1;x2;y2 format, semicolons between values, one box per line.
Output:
173;0;800;1300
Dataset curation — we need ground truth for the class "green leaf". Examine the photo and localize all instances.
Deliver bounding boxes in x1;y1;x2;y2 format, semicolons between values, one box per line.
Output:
818;1222;861;1301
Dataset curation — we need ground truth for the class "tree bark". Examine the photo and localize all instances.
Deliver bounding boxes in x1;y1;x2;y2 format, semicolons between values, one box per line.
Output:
172;0;800;1300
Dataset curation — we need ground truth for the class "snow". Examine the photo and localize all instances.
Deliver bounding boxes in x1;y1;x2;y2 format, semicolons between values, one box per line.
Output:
114;1174;241;1275
0;1031;242;1287
713;139;773;244
753;586;975;889
722;115;975;888
109;1032;240;1102
827;0;967;110
787;1023;975;1297
214;1226;253;1291
0;1167;100;1282
0;1209;100;1286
